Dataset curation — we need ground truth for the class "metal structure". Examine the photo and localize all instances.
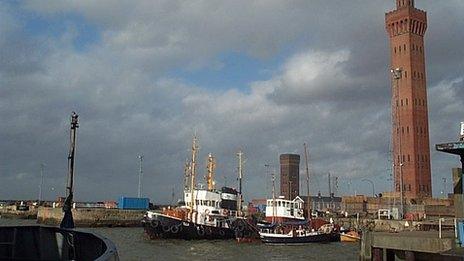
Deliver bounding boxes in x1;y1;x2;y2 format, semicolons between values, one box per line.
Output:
237;150;244;217
271;172;276;224
38;163;45;204
189;136;199;221
361;179;375;197
303;143;311;219
138;155;144;198
206;153;216;190
60;112;79;229
391;68;404;218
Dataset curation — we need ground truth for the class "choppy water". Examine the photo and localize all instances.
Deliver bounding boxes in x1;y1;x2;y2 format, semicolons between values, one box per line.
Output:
0;219;359;260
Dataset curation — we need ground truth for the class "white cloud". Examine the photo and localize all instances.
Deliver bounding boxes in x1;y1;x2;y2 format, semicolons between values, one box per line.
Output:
1;1;464;201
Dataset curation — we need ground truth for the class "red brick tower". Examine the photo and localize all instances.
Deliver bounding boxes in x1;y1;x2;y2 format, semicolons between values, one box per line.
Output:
386;0;431;198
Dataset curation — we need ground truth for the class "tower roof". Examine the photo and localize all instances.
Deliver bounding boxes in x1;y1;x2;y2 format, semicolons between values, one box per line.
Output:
396;0;414;9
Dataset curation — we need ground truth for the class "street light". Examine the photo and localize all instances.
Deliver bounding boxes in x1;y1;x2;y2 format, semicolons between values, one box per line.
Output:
38;163;46;205
361;179;375;197
138;155;144;198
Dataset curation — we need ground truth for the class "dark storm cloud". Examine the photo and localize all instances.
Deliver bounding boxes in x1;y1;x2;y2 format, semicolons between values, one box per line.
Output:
1;1;463;202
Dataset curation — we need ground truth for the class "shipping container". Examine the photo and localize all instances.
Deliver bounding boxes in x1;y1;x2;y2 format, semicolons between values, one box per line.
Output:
118;197;149;210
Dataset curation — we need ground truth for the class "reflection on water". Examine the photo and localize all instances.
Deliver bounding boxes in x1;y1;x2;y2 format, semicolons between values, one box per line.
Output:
0;219;358;260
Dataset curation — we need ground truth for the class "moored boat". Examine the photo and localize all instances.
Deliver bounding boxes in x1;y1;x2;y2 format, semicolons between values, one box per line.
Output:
142;137;257;240
258;222;331;245
340;230;361;242
257;193;340;244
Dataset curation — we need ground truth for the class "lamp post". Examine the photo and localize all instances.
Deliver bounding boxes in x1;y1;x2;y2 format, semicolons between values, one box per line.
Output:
361;179;375;197
38;163;46;205
138;155;144;198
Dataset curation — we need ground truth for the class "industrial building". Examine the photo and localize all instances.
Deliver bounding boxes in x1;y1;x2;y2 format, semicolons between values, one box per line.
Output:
279;154;300;200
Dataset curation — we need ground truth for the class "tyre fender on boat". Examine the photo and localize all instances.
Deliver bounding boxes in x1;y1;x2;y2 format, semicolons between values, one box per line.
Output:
170;225;180;234
197;226;205;236
219;229;226;237
205;227;213;235
150;220;160;228
162;224;171;232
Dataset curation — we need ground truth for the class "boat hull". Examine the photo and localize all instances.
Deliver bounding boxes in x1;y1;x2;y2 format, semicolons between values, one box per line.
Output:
260;233;332;244
142;214;237;240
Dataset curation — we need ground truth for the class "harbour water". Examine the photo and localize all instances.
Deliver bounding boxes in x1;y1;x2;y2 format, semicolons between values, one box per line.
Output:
0;219;358;260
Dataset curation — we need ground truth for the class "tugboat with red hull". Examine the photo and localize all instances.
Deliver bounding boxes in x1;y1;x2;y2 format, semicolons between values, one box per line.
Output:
142;137;256;240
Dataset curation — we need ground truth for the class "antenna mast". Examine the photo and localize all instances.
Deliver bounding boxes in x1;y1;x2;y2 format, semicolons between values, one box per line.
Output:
304;143;311;220
237;150;243;217
138;155;144;198
272;172;276;224
60;111;79;229
206;153;216;190
189;136;198;222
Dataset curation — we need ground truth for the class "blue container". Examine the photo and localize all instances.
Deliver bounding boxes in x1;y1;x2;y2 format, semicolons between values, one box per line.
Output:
458;221;464;246
118;197;149;210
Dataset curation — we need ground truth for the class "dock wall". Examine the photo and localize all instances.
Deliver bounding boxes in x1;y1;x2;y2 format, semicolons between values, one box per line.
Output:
0;206;38;219
37;207;145;227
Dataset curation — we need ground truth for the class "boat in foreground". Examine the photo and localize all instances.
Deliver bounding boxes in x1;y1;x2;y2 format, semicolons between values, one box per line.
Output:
0;112;118;260
0;225;118;260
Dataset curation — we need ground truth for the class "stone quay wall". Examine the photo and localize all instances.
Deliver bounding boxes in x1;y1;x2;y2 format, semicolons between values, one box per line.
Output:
37;207;146;227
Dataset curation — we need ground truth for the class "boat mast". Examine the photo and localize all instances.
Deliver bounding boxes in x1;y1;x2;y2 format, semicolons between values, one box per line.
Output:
190;136;198;222
272;171;276;224
206;153;216;190
237;150;243;217
183;159;190;191
60;111;79;229
304;143;311;220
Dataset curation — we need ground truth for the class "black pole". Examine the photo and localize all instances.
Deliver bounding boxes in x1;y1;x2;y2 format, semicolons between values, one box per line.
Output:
60;112;79;229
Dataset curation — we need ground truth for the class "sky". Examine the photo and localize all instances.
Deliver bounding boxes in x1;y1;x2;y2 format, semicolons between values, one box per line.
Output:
1;1;464;204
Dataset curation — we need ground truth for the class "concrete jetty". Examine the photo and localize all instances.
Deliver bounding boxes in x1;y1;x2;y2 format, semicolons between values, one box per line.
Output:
37;207;145;227
360;230;462;260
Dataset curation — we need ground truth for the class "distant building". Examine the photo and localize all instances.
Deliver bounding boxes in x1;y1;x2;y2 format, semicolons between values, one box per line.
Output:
250;198;267;213
386;0;432;198
280;154;300;199
300;195;342;214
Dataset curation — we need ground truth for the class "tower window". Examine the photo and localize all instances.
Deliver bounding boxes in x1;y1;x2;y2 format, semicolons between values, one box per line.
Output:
407;126;409;133
402;127;404;134
406;98;408;105
404;44;406;51
394;47;397;53
401;100;403;106
399;45;402;52
405;71;407;78
408;155;410;162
